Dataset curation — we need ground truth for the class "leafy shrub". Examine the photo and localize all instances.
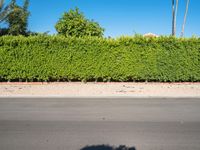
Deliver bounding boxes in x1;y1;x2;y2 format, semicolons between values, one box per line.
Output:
55;8;104;37
0;35;200;82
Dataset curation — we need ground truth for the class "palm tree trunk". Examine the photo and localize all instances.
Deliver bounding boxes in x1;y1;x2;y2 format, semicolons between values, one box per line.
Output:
174;0;179;35
172;0;179;36
181;0;190;37
172;0;175;36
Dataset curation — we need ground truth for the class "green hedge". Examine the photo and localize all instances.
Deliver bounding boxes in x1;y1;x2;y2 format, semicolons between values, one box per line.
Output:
0;35;200;82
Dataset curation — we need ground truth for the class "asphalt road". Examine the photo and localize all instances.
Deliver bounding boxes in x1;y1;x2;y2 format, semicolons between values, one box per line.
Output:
0;98;200;150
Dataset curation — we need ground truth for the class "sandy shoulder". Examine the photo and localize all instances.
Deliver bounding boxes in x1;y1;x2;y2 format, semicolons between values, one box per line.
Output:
0;82;200;98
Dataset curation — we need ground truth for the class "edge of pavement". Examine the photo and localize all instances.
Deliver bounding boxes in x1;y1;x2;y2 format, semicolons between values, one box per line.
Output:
0;95;200;100
0;96;200;99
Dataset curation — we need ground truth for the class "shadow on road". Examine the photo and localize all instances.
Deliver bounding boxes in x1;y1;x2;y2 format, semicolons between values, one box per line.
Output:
80;145;136;150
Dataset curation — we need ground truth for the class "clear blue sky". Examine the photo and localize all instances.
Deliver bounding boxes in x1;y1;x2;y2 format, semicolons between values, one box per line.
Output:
5;0;200;37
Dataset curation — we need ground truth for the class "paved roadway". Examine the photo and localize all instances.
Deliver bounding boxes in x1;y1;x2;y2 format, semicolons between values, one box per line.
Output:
0;98;200;150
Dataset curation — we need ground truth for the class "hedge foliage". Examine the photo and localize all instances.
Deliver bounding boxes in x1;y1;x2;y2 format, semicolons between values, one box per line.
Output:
0;35;200;82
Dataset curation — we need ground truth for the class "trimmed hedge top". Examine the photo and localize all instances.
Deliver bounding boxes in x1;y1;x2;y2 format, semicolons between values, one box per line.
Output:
0;35;200;82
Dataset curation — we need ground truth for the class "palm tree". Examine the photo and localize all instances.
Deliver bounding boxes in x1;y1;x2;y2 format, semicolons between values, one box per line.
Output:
172;0;175;36
0;0;9;23
174;0;179;35
181;0;190;37
172;0;179;36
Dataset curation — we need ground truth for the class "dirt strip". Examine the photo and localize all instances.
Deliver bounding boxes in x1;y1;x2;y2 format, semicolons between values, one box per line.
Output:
0;82;200;98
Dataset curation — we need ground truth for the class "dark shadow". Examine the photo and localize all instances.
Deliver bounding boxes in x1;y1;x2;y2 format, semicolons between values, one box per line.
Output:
80;145;136;150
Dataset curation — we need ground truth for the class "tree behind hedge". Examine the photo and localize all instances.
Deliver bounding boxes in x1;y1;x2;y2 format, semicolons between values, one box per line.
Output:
55;8;104;37
7;0;30;35
0;0;10;23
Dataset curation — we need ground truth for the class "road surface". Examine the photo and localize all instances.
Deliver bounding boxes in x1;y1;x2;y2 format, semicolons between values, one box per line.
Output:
0;98;200;150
